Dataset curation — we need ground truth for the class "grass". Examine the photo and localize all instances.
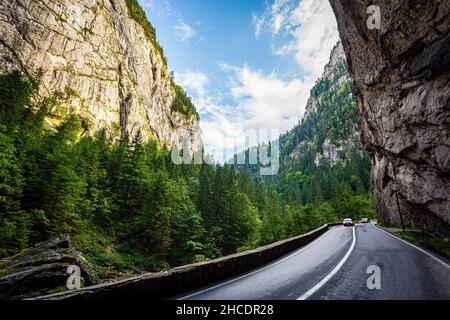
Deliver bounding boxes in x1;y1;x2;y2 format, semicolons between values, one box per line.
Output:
399;230;450;260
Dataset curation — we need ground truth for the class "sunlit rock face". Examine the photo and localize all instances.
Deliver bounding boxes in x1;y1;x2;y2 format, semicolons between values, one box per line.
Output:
330;0;450;235
298;42;362;167
0;0;201;151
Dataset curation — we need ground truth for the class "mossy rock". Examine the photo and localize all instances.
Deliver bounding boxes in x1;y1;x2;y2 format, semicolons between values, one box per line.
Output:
0;236;98;300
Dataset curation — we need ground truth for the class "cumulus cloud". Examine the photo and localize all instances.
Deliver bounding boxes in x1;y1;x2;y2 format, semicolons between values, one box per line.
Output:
176;71;209;100
176;65;312;162
176;70;245;162
222;63;315;138
174;20;196;43
253;0;339;78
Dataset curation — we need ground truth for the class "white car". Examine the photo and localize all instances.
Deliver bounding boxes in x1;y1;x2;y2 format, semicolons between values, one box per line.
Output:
343;218;354;226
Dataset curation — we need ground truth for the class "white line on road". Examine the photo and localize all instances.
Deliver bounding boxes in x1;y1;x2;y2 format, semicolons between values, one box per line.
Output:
297;226;356;300
178;227;338;300
375;225;450;270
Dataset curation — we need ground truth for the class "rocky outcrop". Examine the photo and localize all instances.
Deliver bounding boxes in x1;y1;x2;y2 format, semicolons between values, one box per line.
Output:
303;43;348;120
290;42;363;167
330;0;450;235
0;236;97;300
0;0;202;151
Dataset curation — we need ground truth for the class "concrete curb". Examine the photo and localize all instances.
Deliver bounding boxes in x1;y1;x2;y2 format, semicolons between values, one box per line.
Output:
32;223;342;300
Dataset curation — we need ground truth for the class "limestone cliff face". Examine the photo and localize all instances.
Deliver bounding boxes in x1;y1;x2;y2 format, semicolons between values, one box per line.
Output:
0;0;201;150
311;42;362;167
289;42;363;167
330;0;450;235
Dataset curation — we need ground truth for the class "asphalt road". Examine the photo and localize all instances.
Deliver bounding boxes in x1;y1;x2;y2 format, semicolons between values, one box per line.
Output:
176;224;450;300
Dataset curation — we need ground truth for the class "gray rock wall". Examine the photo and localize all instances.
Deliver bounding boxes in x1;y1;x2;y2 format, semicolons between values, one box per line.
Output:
329;0;450;235
0;236;97;300
0;0;201;151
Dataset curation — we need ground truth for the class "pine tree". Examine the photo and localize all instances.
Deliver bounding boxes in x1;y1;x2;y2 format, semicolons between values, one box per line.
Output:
169;179;204;265
260;191;285;244
0;128;29;257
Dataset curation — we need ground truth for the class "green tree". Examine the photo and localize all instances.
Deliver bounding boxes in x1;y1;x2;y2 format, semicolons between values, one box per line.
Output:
260;191;285;244
0;128;29;256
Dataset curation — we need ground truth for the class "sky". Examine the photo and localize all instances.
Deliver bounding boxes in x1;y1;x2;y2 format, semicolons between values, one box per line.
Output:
138;0;340;162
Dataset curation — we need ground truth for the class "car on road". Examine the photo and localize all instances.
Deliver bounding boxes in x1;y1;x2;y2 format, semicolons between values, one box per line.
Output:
343;218;354;227
361;218;370;224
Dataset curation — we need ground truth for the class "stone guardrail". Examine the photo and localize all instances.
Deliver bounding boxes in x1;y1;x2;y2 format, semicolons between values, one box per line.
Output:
32;223;342;300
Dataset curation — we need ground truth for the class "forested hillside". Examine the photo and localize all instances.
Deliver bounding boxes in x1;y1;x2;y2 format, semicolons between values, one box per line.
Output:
0;71;254;275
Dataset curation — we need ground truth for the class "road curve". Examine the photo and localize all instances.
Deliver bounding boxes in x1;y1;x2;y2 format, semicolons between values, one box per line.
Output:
175;224;450;300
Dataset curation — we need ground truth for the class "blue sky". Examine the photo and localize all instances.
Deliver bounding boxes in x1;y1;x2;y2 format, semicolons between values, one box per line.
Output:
138;0;340;162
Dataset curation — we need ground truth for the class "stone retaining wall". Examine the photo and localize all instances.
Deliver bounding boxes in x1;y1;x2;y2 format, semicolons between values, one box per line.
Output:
33;223;341;300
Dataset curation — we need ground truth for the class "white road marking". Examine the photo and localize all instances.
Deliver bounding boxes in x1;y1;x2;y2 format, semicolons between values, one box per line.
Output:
297;226;356;300
178;227;339;300
375;225;450;270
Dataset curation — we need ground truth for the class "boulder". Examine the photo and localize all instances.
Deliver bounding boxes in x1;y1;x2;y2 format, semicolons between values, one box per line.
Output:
0;236;97;300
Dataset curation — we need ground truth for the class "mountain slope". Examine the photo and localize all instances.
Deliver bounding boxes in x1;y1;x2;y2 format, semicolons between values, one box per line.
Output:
0;0;201;150
273;42;372;206
281;42;362;168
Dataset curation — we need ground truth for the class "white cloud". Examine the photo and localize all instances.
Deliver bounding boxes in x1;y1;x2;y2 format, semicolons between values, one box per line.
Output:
270;0;291;35
174;20;196;43
252;13;266;40
176;65;313;162
176;71;209;100
176;70;245;162
139;0;154;10
289;0;339;77
252;0;339;78
221;63;312;133
139;0;173;18
175;0;340;162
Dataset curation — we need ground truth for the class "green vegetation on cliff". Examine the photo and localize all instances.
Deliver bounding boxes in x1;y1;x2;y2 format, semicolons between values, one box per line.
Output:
170;75;200;121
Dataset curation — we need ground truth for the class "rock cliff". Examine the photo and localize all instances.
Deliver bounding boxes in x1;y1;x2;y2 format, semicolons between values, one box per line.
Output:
0;0;201;150
284;41;365;168
302;42;363;166
0;236;97;300
330;0;450;235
